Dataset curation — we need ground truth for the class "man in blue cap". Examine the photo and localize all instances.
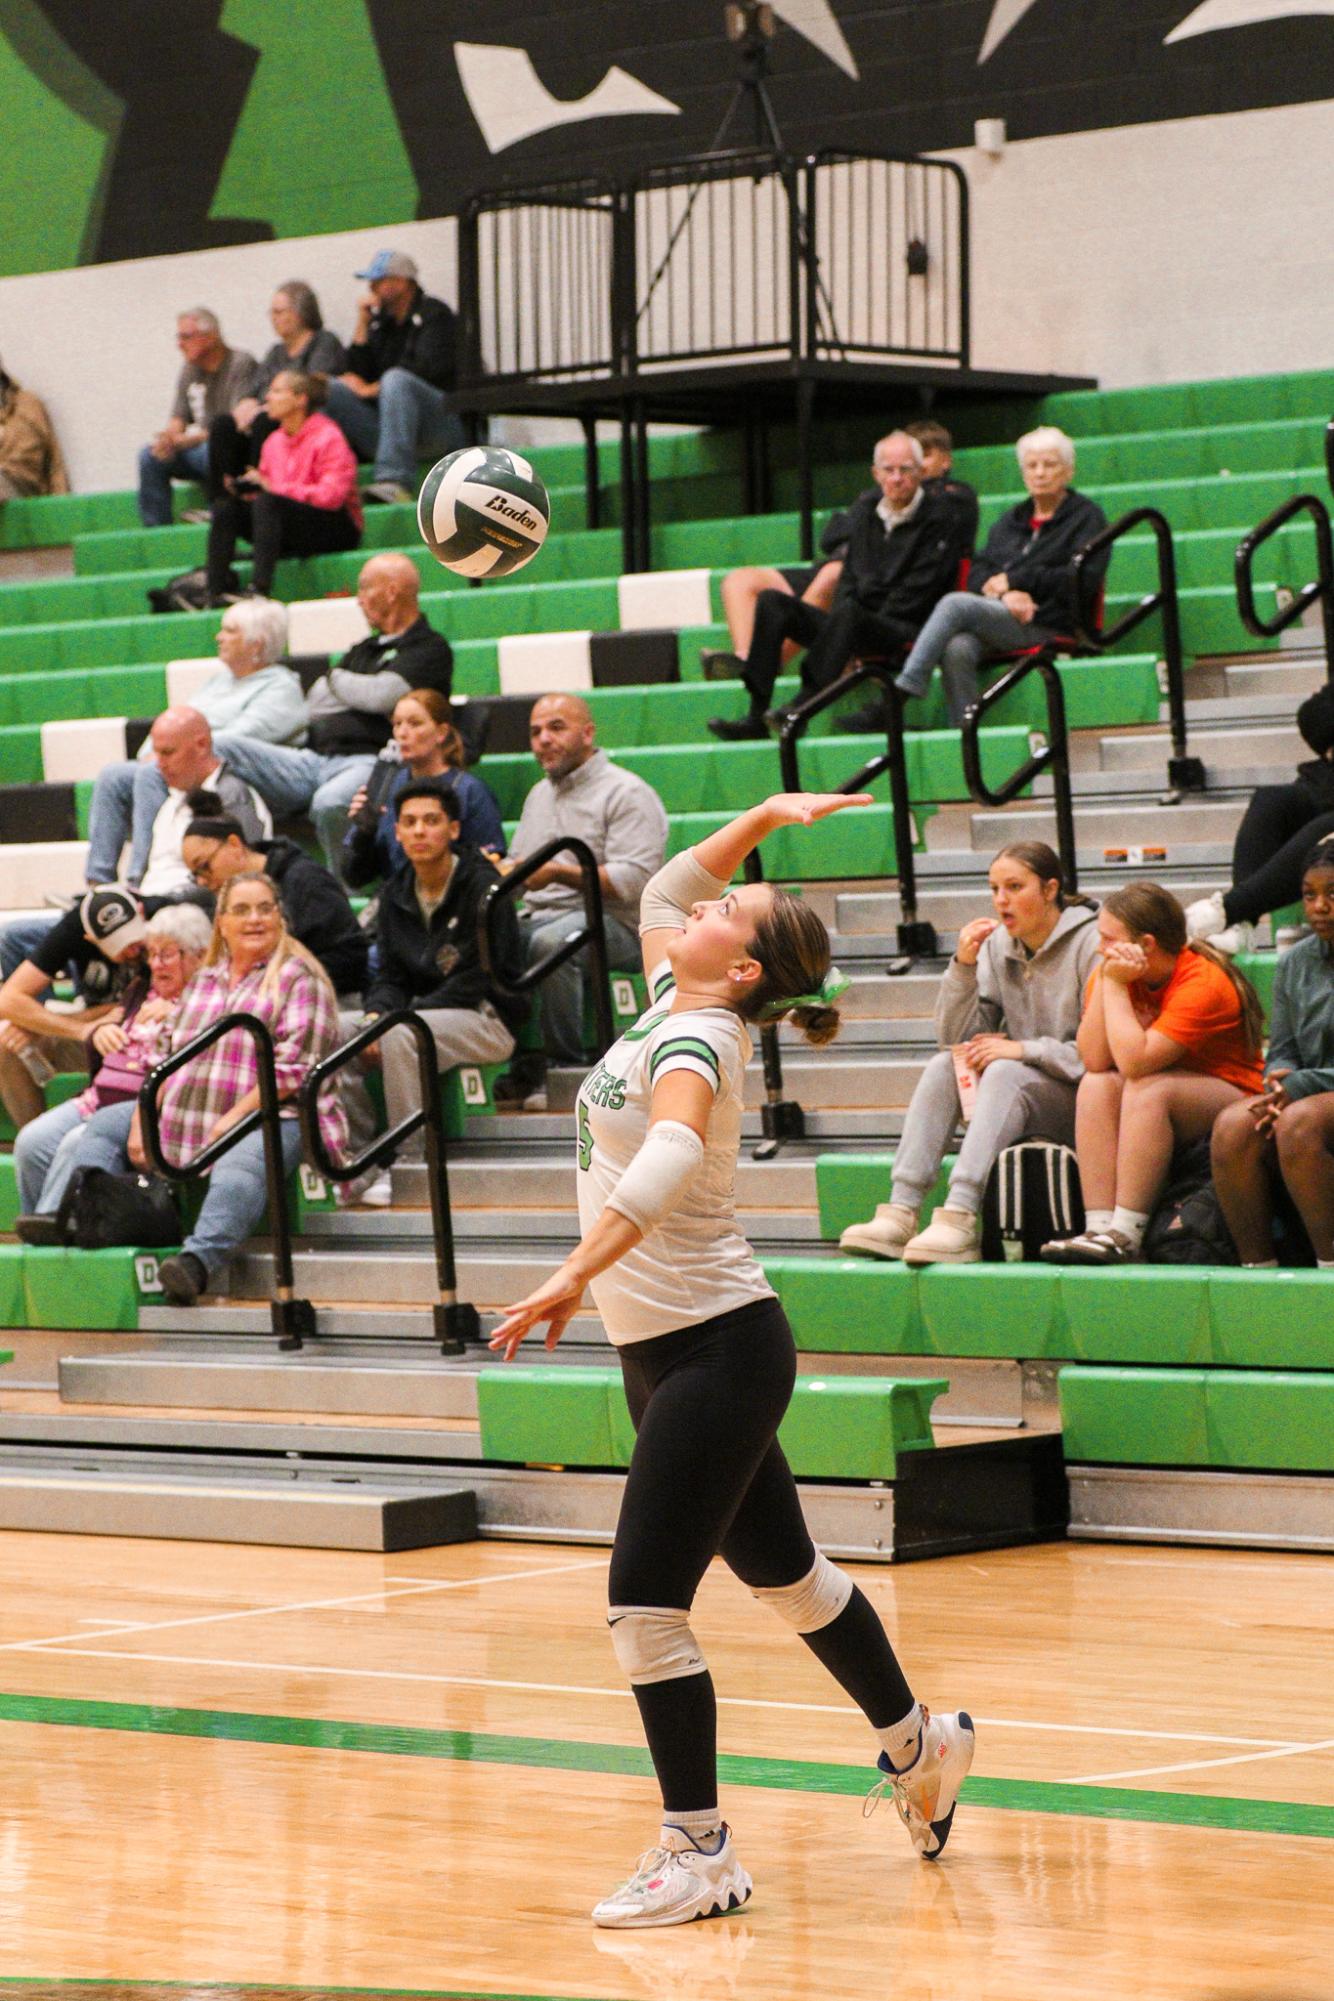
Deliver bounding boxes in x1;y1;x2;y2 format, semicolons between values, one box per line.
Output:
325;249;464;504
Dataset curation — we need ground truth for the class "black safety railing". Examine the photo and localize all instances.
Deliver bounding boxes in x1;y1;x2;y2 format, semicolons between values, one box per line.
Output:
298;1011;478;1357
960;654;1080;894
1234;490;1334;682
1071;507;1204;792
458;173;625;386
479;835;614;1061
776;668;937;958
741;843;805;1160
139;1012;315;1352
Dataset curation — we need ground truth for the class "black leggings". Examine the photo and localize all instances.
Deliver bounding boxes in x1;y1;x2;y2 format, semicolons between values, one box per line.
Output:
207;409;278;497
610;1296;915;1812
207;489;361;596
1225;783;1334;926
741;589;913;713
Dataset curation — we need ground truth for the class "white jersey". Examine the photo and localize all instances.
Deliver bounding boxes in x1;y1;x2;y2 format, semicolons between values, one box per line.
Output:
575;970;774;1344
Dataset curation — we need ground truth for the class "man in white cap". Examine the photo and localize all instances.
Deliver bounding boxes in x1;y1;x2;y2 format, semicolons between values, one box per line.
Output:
325;249;464;504
0;889;150;1130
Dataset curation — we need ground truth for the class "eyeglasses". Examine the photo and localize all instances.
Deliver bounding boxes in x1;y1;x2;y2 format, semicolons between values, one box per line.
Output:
146;944;183;963
187;844;224;884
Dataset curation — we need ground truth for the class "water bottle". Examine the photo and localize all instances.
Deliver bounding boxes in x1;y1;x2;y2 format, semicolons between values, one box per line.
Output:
354;741;402;831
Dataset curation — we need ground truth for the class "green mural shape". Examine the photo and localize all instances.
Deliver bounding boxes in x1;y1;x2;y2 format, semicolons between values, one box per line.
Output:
213;0;418;241
0;1;118;277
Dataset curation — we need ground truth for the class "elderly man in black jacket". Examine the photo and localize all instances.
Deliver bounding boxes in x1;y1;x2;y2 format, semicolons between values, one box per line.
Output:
323;249;464;504
894;426;1108;724
708;430;963;741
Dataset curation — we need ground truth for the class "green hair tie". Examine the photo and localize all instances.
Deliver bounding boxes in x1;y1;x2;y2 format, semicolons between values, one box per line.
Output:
759;967;850;1020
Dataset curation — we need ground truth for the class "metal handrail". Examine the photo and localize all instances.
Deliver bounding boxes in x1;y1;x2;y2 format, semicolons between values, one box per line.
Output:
960;653;1079;894
1071;506;1204;791
298;1009;478;1356
776;666;937;958
1235;491;1334;681
740;843;805;1161
479;835;614;1061
138;1011;314;1352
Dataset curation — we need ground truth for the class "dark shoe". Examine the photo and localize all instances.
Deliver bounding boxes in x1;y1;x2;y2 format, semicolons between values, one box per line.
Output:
159;1251;209;1305
700;648;746;681
707;711;769;742
840;699;891;735
1040;1228;1140;1267
493;1055;548;1105
13;1214;61;1247
763;704;800;736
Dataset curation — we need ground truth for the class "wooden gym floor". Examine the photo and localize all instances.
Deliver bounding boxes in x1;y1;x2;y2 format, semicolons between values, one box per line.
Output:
0;1530;1328;2001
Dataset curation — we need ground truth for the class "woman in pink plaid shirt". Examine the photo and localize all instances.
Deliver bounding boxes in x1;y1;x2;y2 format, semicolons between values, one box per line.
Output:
68;872;348;1305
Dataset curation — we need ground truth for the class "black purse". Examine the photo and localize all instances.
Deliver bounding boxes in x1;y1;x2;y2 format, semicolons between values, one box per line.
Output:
54;1165;183;1250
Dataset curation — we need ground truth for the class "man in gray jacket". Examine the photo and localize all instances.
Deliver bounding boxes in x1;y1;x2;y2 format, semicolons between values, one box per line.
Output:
490;693;668;1104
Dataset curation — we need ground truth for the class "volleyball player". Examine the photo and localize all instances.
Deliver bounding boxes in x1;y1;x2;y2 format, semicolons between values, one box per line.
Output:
491;791;974;1928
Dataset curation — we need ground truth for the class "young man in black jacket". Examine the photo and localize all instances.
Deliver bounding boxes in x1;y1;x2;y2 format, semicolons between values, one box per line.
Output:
357;782;528;1186
708;431;963;741
323;248;465;504
894;426;1108;724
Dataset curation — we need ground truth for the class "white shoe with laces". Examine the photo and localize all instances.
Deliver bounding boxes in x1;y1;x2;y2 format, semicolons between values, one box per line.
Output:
1184;890;1228;941
592;1824;752;1929
359;1171;393;1207
865;1708;975;1859
1210;920;1255;958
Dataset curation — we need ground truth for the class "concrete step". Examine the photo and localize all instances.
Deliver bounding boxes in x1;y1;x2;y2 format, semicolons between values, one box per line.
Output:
1037;763;1290;799
1101;725;1304;772
1221;658;1327;700
429;1152;821;1212
954;799;1246;853
60;1339;496;1418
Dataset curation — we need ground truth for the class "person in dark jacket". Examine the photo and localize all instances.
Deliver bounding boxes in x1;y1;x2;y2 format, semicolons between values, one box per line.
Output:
323;248;464;504
342;688;505;888
354;782;526;1190
708;431;962;741
1186;684;1334;956
894;426;1108;724
907;419;980;560
213;553;453;874
180;796;369;999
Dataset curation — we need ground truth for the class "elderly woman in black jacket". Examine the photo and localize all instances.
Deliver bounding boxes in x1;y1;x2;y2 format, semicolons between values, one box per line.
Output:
894;427;1107;724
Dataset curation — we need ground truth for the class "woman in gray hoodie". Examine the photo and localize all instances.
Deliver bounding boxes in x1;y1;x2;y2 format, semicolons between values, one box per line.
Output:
842;842;1100;1265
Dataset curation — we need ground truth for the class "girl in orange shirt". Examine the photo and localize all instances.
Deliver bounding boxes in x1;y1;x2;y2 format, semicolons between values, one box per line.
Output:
1042;882;1263;1265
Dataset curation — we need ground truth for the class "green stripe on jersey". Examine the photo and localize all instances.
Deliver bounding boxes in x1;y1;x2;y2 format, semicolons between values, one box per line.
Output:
651;967;676;1000
649;1036;722;1081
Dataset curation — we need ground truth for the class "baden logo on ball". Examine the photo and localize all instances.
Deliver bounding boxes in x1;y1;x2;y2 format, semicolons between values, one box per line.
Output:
418;445;551;579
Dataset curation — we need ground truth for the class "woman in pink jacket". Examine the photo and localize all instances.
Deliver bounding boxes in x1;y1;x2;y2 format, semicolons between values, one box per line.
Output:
205;368;363;603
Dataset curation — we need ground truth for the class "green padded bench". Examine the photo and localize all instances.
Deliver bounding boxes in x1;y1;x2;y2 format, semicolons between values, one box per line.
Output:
1060;1366;1334;1473
476;1366;946;1480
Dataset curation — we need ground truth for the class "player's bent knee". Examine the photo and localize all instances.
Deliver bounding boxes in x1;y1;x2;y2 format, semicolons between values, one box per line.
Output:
750;1550;852;1633
607;1604;706;1684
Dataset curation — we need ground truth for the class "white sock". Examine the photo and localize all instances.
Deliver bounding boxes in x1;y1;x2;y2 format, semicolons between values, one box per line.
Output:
663;1808;724;1850
1243;1259;1279;1269
1084;1209;1114;1233
1111;1207;1151;1249
877;1701;925;1772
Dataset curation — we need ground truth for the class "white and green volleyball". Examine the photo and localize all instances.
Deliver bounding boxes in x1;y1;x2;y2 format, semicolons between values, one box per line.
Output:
417;446;550;579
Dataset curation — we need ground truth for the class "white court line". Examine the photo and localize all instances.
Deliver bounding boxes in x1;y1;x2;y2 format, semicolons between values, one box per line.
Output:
1068;1735;1334;1786
12;1643;1297;1749
4;1554;607;1654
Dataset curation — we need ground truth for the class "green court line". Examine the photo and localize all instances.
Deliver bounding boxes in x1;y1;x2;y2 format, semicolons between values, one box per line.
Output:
0;1689;1328;1844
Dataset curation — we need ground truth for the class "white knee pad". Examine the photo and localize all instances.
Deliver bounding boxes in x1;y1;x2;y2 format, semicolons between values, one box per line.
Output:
750;1551;852;1634
607;1604;706;1685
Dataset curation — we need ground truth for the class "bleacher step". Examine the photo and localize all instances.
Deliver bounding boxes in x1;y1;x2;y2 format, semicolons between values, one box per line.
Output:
1101;725;1304;772
955;799;1247;852
1068;1466;1334;1553
60;1341;490;1418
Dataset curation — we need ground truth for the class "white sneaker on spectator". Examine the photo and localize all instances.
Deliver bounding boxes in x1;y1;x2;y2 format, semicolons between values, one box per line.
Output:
840;1202;919;1259
1212;921;1255;957
360;1171;393;1207
1184;891;1227;940
363;480;415;506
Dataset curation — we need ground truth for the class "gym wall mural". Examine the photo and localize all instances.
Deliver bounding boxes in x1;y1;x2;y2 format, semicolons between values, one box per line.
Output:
1;0;1333;279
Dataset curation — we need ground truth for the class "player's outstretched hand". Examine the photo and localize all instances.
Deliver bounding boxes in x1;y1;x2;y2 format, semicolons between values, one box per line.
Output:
765;792;875;827
489;1263;586;1362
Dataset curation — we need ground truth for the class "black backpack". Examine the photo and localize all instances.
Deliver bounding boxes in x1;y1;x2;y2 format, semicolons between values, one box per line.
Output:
147;565;236;613
54;1166;183;1250
981;1141;1085;1261
1143;1138;1238;1266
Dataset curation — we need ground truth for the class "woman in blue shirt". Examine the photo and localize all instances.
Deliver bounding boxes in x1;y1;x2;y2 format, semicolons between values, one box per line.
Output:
341;686;505;886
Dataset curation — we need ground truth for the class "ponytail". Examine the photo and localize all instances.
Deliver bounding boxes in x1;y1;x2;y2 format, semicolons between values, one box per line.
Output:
1186;938;1265;1052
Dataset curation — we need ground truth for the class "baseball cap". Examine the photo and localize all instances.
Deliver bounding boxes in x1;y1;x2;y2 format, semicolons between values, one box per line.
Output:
79;887;149;958
355;249;418;282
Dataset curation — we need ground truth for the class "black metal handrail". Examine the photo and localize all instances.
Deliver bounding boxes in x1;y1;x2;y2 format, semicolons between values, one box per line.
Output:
1071;506;1204;791
776;667;937;958
479;835;614;1060
960;654;1079;894
297;1009;477;1357
740;843;805;1161
138;1011;314;1352
1234;491;1334;681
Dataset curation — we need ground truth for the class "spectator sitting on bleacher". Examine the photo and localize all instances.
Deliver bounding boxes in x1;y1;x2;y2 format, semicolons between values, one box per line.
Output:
1185;685;1334;957
84;599;302;890
138;309;259;528
700;512;850;682
0;889;150;1132
64;871;348;1306
351;781;528;1202
181;792;368;999
840;843;1099;1267
489;694;669;1108
1212;842;1334;1269
0;355;68;510
212;553;453;875
208;282;346;498
1041;883;1264;1267
707;431;963;742
894;427;1108;725
906;420;980;562
322;249;463;505
341;688;505;889
12;902;212;1241
204;370;363;606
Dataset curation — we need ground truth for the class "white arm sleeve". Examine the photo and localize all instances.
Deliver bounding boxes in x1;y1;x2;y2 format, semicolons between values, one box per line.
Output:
637;850;731;936
605;1120;706;1234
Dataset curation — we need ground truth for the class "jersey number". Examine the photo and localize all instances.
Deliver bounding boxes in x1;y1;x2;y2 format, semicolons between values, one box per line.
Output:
577;1100;593;1172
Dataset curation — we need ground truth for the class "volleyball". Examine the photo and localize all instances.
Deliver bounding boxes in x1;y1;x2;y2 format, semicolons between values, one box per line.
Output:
417;445;550;579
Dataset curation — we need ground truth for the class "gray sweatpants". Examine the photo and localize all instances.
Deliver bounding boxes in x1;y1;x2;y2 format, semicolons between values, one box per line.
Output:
891;1050;1078;1215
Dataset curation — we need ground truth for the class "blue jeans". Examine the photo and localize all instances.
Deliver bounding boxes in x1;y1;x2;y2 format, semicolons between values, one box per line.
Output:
325;368;465;487
138;440;211;528
521;910;641;1062
86;758;170;885
895;592;1046;724
71;1101;303;1282
14;1095;87;1213
0;914;59;985
212;736;373;874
